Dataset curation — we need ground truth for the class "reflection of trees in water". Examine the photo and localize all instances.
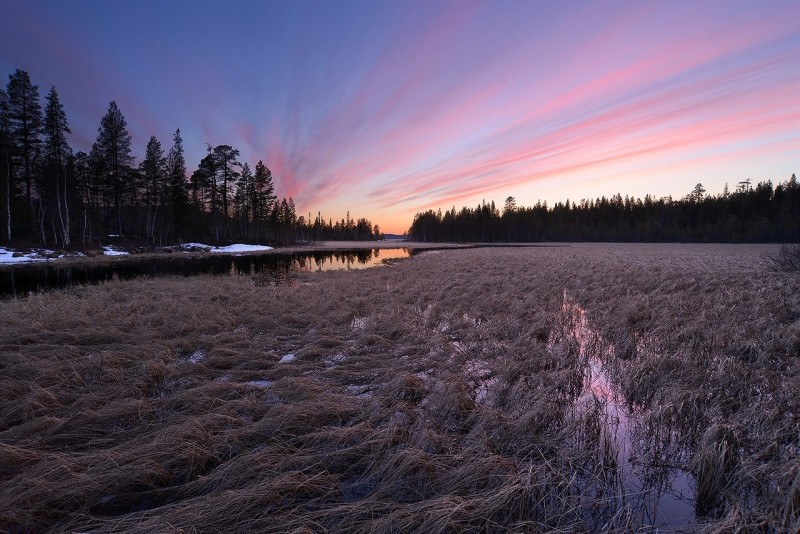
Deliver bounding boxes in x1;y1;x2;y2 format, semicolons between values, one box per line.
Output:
1;249;405;297
297;249;378;271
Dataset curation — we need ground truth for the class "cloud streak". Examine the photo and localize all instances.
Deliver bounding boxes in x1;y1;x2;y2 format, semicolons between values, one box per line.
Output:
2;0;798;232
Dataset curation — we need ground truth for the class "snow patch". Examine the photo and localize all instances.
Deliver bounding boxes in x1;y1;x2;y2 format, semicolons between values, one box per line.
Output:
102;246;129;256
180;242;212;251
0;247;49;264
213;244;273;253
278;353;296;363
180;243;273;254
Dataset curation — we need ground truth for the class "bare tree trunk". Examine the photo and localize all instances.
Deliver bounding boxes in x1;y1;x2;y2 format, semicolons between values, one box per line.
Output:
82;207;88;248
55;168;70;247
62;167;70;246
4;150;10;242
38;197;46;245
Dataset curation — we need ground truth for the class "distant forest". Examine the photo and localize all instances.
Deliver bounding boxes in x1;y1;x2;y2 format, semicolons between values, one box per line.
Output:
409;178;799;243
0;69;381;249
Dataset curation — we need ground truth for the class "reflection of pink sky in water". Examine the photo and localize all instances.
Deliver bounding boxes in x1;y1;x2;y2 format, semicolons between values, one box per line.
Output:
294;248;410;272
560;292;694;529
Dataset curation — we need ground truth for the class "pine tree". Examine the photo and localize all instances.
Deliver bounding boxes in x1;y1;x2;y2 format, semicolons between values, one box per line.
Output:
7;70;42;214
43;87;72;246
195;148;219;240
234;162;254;239
211;145;240;238
96;101;133;235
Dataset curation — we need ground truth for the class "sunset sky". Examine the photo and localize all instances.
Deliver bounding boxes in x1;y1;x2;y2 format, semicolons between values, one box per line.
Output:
2;0;798;234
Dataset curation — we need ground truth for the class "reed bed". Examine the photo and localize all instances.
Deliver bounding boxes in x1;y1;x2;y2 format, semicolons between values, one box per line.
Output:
0;243;796;533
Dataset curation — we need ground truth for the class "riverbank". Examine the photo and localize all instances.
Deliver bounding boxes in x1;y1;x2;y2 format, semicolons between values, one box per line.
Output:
0;240;472;268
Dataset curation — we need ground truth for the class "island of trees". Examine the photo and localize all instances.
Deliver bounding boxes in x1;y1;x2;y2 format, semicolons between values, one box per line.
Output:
0;69;381;249
409;178;798;243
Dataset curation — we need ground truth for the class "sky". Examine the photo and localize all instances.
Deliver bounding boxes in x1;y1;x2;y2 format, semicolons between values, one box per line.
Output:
1;0;798;234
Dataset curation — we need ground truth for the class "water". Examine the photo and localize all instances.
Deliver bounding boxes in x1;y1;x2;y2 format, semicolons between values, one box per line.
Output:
561;293;695;530
0;248;412;298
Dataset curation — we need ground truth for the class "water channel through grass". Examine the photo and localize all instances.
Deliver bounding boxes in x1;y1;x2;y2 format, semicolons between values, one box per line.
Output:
560;291;695;529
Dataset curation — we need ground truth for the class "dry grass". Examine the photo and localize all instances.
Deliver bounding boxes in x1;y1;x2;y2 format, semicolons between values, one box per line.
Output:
765;243;800;273
0;243;797;533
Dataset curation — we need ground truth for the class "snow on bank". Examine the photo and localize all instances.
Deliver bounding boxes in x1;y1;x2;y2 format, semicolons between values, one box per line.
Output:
181;243;273;254
102;246;129;256
213;244;273;253
0;242;272;264
0;247;51;264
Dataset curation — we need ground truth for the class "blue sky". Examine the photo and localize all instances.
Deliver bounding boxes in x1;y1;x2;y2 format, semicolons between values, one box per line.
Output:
2;0;798;232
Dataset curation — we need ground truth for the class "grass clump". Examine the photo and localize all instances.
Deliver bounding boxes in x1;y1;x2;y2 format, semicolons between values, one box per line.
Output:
766;243;800;272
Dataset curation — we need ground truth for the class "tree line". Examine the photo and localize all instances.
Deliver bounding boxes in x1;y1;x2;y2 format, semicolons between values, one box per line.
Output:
408;178;799;243
0;69;381;249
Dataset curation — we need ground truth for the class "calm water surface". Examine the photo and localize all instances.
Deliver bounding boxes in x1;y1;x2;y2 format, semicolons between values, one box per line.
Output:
0;248;412;298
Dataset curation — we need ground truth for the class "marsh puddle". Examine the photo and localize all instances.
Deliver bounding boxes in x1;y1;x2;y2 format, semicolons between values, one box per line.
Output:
0;248;411;297
560;293;695;530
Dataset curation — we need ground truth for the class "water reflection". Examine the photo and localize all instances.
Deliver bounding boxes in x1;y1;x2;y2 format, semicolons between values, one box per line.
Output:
0;248;411;298
559;292;695;530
